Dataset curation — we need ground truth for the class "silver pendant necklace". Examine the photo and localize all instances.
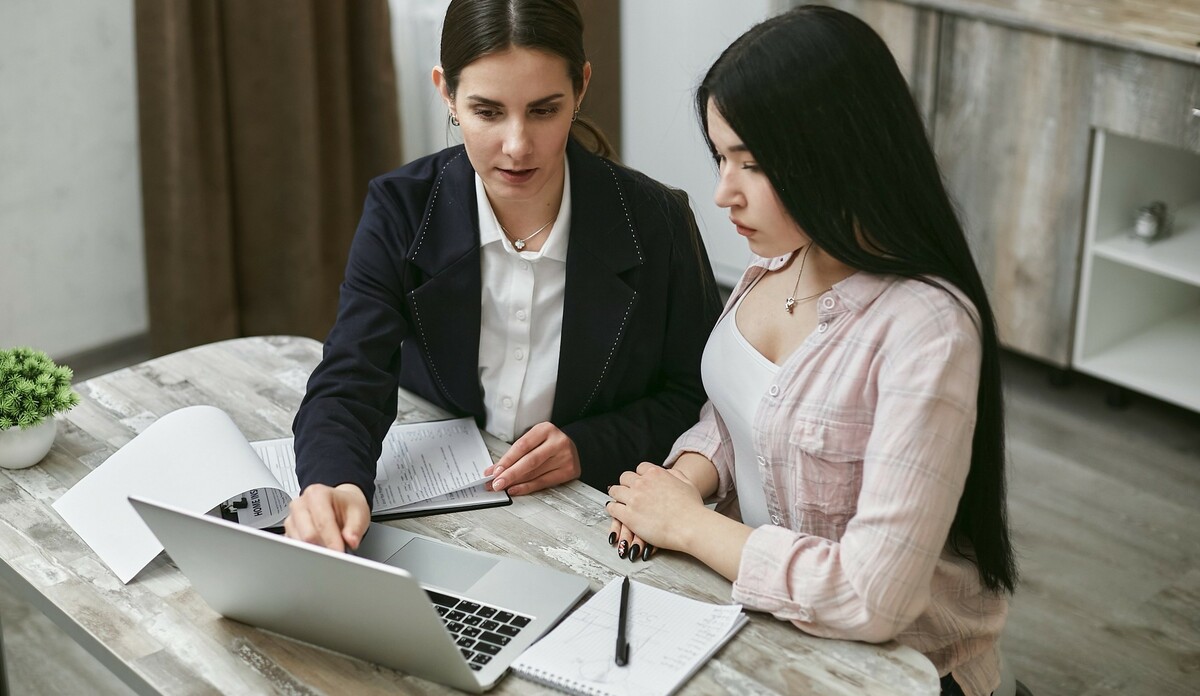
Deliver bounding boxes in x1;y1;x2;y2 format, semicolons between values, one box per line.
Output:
500;218;555;251
784;243;827;313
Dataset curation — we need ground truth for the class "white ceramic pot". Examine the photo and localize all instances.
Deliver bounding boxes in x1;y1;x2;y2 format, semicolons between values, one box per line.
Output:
0;418;57;470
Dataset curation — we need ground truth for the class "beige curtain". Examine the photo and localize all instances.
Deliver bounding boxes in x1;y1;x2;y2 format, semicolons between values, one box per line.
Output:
135;0;402;356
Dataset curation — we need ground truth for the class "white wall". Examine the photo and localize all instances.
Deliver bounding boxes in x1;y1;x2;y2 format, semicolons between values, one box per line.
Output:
389;0;461;162
621;0;772;286
0;0;147;358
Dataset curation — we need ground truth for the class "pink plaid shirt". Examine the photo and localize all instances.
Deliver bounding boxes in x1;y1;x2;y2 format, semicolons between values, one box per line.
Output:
666;254;1007;696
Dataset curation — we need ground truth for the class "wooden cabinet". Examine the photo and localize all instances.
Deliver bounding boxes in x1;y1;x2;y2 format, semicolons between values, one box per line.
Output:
931;16;1099;366
932;16;1200;369
1092;49;1200;155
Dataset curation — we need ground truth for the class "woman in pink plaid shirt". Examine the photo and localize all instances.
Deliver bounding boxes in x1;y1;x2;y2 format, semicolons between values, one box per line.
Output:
606;7;1017;696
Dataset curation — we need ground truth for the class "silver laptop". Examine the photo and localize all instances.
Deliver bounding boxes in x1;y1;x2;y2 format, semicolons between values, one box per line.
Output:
128;496;589;693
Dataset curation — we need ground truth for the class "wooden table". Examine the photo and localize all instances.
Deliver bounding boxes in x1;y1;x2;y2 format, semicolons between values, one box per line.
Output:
0;336;940;695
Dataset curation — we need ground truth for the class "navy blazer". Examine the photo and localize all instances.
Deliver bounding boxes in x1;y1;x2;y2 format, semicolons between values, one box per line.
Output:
294;139;721;501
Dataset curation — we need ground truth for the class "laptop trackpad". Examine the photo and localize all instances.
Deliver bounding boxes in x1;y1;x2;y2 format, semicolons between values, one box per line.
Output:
383;538;498;594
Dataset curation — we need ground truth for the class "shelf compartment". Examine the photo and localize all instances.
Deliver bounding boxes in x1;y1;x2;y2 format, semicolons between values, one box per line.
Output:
1092;200;1200;287
1074;129;1200;413
1076;256;1200;357
1086;131;1200;249
1074;304;1200;412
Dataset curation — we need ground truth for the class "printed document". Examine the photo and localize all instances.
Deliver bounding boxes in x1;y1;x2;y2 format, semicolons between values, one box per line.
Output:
53;405;501;583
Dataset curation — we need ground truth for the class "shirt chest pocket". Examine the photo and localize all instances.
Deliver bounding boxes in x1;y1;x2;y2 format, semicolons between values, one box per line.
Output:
786;419;869;525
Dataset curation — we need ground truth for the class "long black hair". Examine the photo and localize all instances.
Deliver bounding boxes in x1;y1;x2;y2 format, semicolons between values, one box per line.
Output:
440;0;614;158
697;5;1017;594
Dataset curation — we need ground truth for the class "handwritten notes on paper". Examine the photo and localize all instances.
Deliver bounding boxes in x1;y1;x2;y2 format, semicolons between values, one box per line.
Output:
511;577;747;696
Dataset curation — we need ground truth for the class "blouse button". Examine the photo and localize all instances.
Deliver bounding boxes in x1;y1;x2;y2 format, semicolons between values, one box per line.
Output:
514;348;525;361
821;296;835;309
771;514;782;525
519;261;531;272
817;322;828;333
501;397;514;410
515;309;527;321
768;384;779;397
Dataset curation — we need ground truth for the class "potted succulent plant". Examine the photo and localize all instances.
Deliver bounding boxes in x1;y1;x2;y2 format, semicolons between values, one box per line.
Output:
0;347;81;469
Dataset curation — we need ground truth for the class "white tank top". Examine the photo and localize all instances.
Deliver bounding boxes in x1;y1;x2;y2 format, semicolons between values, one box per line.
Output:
700;290;778;528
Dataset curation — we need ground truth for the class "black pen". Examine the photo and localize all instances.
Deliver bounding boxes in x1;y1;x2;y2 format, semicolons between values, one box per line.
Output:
615;575;630;666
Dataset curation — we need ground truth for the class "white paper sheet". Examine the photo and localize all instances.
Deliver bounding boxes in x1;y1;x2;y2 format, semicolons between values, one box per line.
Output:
372;418;494;507
51;406;283;583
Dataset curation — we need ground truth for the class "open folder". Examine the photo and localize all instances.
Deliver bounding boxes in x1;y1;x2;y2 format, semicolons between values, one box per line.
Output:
53;405;509;583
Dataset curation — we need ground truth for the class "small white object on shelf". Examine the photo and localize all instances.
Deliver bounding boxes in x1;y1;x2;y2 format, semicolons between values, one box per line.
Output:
1131;201;1170;242
1093;199;1200;286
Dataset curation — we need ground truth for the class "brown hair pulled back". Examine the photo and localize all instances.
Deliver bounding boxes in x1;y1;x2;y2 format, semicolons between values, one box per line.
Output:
440;0;614;158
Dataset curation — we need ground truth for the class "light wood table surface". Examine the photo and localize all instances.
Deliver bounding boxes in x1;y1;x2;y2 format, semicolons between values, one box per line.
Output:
0;336;939;695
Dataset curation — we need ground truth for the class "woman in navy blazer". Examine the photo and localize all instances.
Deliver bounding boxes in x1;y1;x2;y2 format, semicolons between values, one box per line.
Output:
286;0;721;553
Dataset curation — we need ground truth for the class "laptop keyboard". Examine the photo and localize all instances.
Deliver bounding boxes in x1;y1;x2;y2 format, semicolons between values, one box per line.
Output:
427;590;532;671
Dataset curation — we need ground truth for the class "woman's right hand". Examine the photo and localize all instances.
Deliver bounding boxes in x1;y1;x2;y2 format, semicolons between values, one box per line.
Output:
605;466;698;563
608;518;653;563
284;483;370;552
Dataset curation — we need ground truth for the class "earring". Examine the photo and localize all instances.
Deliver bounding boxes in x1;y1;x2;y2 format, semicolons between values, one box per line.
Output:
449;113;460;127
571;108;579;122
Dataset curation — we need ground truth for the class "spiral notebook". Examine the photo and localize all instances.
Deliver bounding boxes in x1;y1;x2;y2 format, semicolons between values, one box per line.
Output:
510;577;746;696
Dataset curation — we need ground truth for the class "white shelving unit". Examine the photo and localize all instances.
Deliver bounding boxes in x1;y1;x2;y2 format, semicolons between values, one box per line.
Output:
1074;131;1200;412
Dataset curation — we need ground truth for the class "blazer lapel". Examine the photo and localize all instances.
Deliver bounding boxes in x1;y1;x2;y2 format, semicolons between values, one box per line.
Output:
406;150;486;418
553;141;645;422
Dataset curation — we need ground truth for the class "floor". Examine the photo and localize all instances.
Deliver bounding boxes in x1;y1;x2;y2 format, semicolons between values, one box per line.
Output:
1;350;1197;695
999;354;1200;695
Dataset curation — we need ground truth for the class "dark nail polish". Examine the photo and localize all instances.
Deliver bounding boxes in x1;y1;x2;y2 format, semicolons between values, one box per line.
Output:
608;532;616;545
642;545;652;562
629;544;640;562
617;540;627;558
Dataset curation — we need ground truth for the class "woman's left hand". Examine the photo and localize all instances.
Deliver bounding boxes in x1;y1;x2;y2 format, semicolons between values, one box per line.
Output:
607;463;707;551
485;422;581;495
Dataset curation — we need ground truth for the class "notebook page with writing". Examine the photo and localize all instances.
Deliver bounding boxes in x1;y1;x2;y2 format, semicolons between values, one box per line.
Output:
511;577;746;696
